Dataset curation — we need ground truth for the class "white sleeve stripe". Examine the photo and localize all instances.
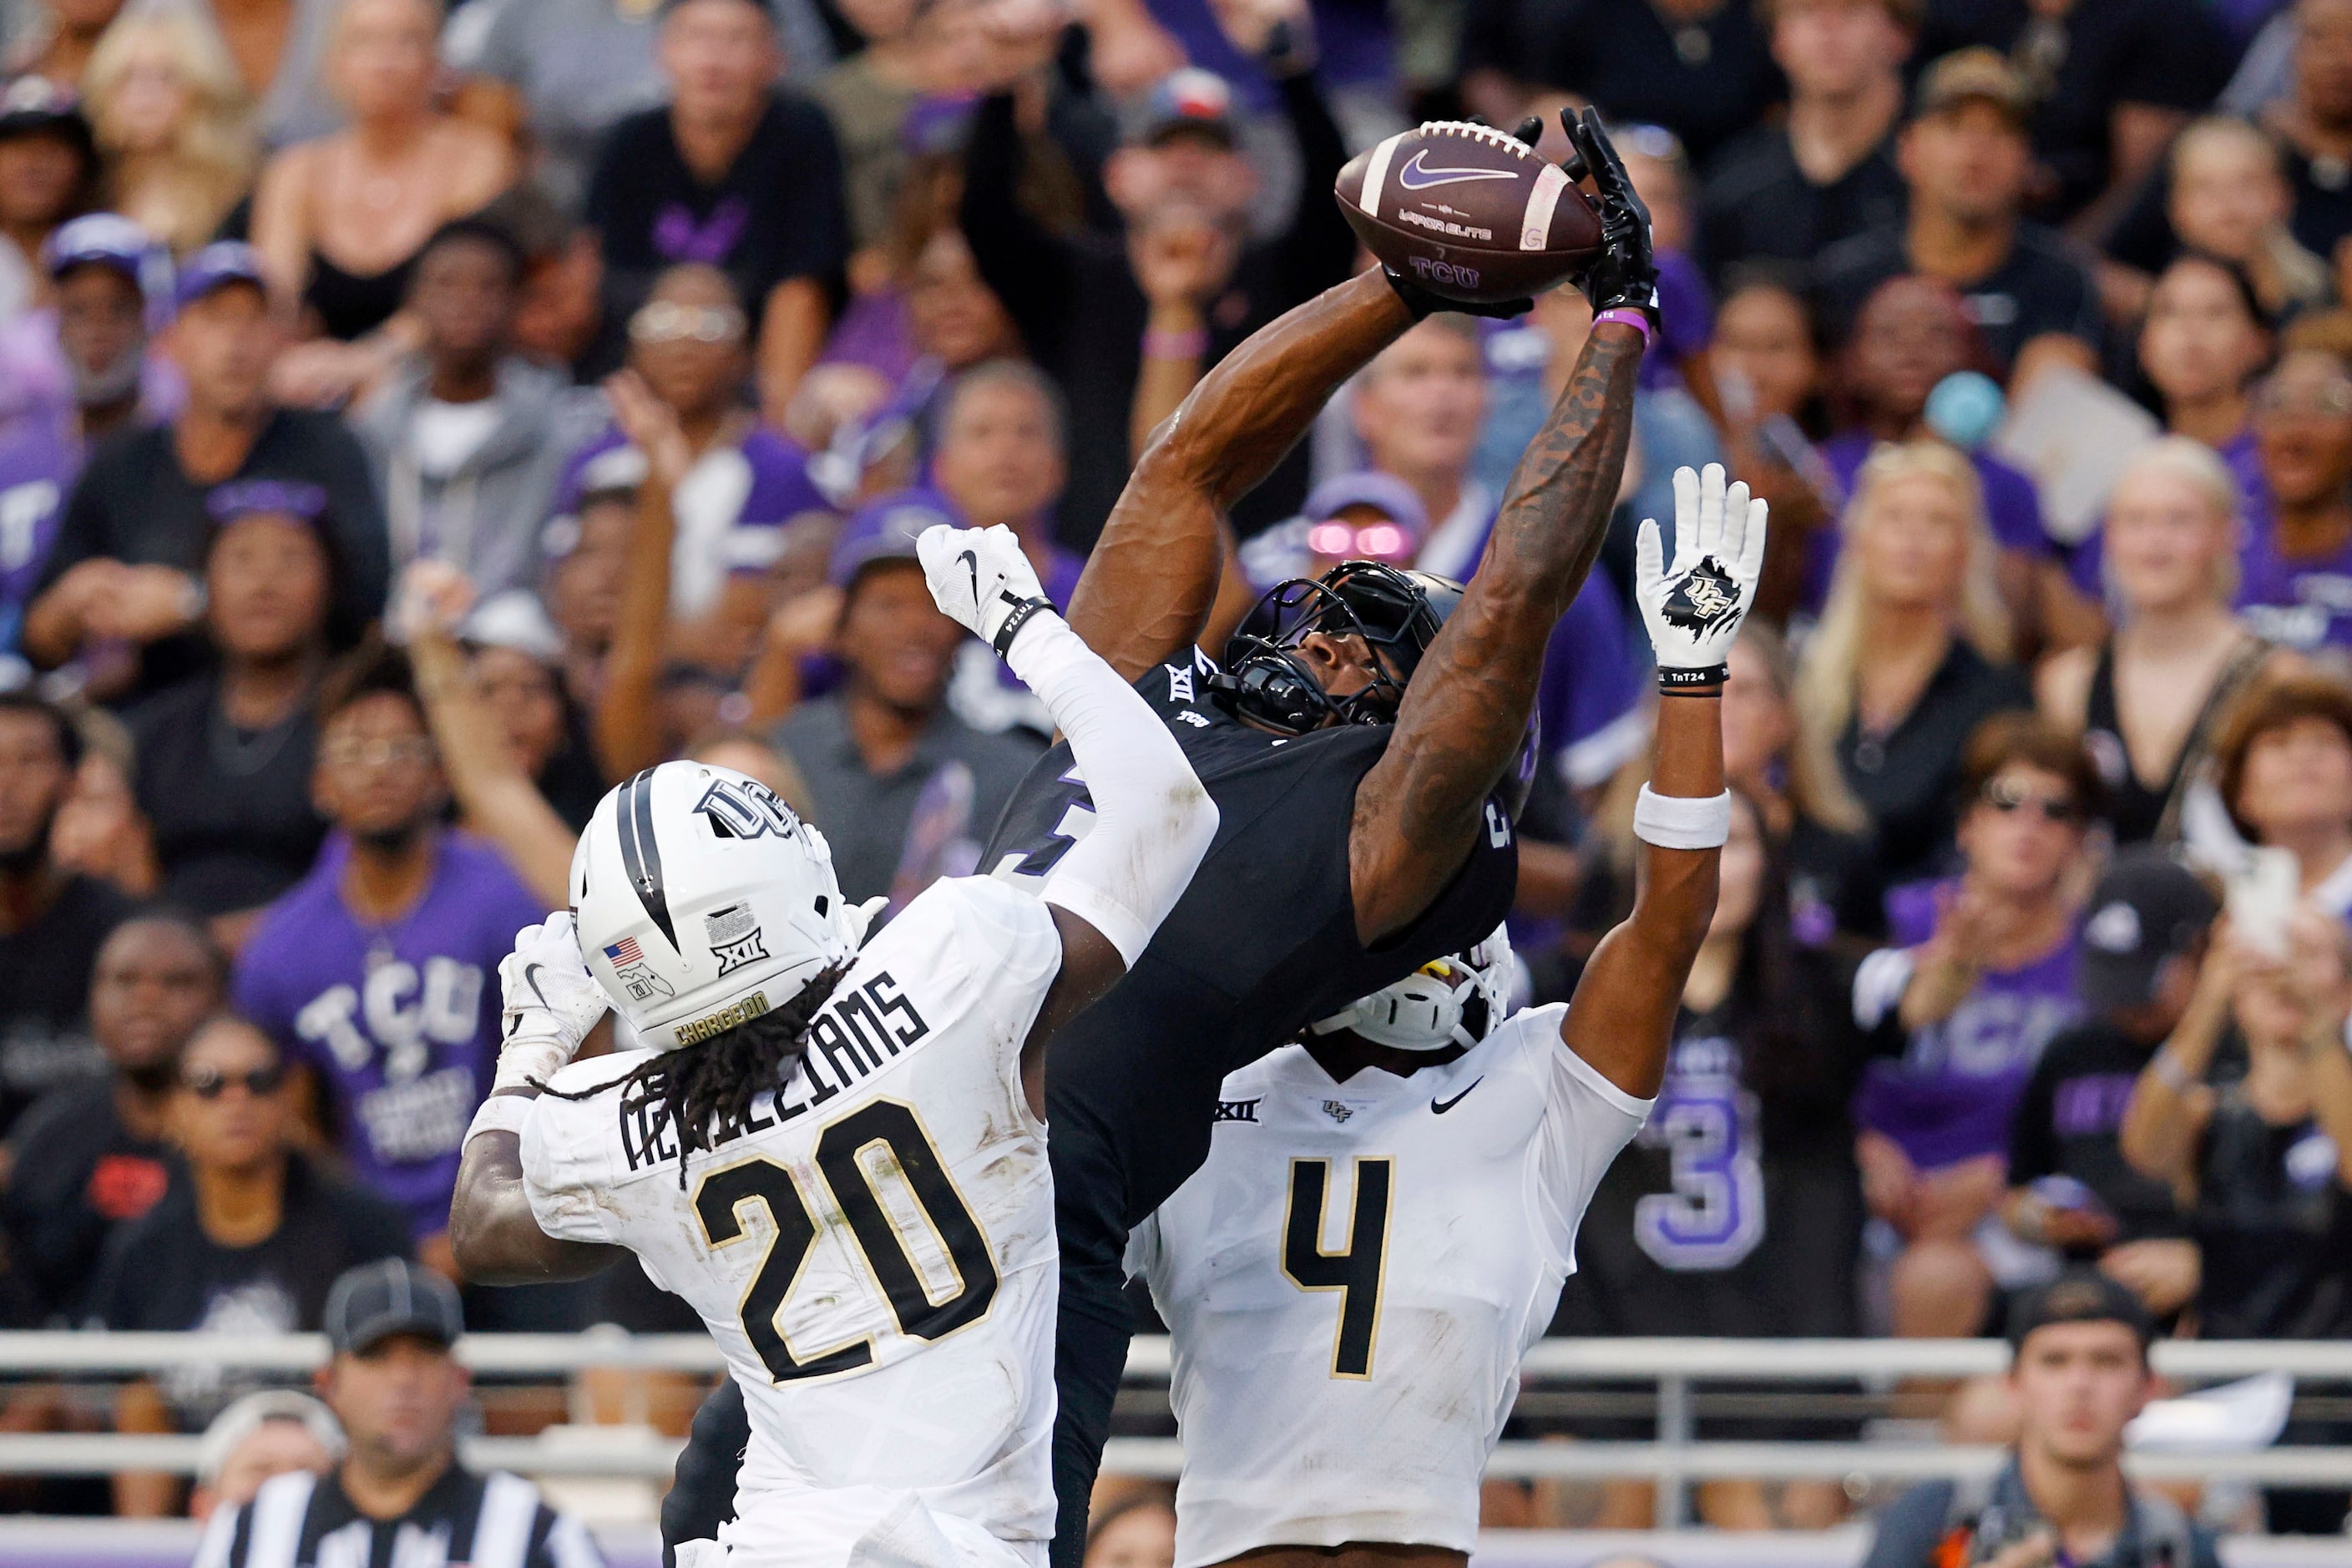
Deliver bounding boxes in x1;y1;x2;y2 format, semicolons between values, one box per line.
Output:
1521;163;1569;250
1554;1030;1658;1121
544;1510;608;1568
247;1471;316;1568
1853;947;1917;1029
474;1470;541;1568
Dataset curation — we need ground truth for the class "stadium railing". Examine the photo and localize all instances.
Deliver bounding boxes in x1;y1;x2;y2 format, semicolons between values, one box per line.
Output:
1;1333;2349;1530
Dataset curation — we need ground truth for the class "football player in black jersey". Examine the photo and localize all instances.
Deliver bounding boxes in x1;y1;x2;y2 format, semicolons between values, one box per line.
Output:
661;109;1664;1568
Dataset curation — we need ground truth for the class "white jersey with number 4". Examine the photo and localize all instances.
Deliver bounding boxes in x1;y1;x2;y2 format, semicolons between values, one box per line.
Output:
522;876;1064;1568
1125;1004;1652;1568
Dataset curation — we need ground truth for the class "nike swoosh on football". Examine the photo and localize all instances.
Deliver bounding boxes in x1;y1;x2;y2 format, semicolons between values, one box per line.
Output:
1396;150;1521;191
1431;1077;1484;1114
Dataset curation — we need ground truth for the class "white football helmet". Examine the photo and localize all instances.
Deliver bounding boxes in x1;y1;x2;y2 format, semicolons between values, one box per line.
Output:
1308;926;1516;1052
571;762;867;1050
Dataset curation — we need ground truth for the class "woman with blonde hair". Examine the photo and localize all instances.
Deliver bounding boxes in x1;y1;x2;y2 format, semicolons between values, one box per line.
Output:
83;8;255;256
2041;438;2284;846
249;0;511;366
1796;439;2029;885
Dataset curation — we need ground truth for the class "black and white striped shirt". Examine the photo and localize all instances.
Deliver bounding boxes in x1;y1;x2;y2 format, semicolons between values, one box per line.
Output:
194;1463;606;1568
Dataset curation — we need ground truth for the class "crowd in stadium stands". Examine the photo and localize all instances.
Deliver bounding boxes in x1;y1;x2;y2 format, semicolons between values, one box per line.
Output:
4;0;2352;1542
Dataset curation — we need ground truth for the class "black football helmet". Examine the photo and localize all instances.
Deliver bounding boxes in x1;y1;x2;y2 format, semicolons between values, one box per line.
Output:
1211;561;1464;733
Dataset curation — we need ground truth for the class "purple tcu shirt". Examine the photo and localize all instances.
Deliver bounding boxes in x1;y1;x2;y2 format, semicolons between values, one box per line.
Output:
1850;878;2084;1170
1808;433;2049;615
0;415;77;655
234;833;547;1237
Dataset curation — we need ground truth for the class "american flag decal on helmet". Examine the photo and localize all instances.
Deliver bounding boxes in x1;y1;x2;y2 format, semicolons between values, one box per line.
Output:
604;936;644;966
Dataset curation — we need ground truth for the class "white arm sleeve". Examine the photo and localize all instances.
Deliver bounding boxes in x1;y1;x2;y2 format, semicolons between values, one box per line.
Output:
1530;1012;1656;1261
1007;612;1219;966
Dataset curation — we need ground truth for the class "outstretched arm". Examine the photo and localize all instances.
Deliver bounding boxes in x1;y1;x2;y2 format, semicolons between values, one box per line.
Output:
1070;269;1413;680
1348;111;1662;941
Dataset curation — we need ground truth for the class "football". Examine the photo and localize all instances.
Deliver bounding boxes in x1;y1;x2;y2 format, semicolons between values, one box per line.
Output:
1335;121;1603;306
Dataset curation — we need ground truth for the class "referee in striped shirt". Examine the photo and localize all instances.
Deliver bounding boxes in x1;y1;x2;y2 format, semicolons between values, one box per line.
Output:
195;1259;605;1568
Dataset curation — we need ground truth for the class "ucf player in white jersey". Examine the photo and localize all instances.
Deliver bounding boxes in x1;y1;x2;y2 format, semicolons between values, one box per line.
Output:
446;524;1218;1568
1126;465;1767;1568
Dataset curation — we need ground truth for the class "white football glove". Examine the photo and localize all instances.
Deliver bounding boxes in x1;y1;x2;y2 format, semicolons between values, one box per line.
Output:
917;523;1050;652
494;912;609;1091
1635;463;1767;685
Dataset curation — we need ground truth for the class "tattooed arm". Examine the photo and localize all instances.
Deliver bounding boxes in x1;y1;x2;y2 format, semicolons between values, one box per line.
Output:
1066;269;1413;680
1348;321;1645;940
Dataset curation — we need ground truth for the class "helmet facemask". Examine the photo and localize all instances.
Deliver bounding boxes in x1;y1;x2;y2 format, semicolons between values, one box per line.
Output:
1214;561;1460;735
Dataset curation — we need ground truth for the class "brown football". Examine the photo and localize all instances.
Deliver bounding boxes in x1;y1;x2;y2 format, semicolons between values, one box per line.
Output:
1335;122;1602;306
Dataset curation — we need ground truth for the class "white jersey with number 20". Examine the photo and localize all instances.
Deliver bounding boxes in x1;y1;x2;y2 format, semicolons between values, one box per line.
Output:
522;877;1065;1568
1127;1005;1653;1568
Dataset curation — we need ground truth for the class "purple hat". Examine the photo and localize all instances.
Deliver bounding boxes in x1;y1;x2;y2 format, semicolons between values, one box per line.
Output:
828;488;962;589
1303;472;1430;535
174;241;268;311
207;478;326;527
43;213;169;300
1134;68;1236;148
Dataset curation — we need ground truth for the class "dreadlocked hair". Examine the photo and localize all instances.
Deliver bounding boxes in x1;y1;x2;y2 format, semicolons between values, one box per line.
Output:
535;965;845;1187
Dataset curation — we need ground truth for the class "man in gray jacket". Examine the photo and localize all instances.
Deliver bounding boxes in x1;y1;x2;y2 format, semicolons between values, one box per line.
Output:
352;220;605;599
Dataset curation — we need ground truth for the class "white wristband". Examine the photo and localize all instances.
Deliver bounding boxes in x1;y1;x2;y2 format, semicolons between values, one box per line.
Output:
1633;785;1733;849
466;1091;534;1146
493;1037;569;1095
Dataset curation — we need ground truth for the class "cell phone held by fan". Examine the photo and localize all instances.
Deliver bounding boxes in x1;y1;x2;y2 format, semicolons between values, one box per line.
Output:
2226;845;2299;960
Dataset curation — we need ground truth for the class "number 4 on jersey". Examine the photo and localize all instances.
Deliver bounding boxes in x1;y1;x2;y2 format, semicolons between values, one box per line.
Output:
1281;1157;1392;1378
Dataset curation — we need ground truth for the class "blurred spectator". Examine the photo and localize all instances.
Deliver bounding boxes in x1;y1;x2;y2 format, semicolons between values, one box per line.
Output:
1860;1272;2217;1568
4;0;124;89
539;475;630;699
232;642;545;1272
249;0;513;351
1348;317;1490;579
1795;441;2030;883
25;242;389;698
2002;850;2215;1323
931;360;1082;601
2042;441;2283;846
1238;469;1426;587
1813;49;2100;377
1850;716;2094;1338
809;0;947;267
2;909;221;1326
0;690;129;1132
1719;622;1876;941
1702;276;1841;623
2122;908;2352;1343
2135;255;2274;512
551;264;832;670
2238;347;2352;652
770;489;1041;905
2261;0;2352;263
2208;673;2352;915
1815;276;2058;627
1084;1490;1179;1568
189;1388;341;1521
351;220;606;598
0;215;171;657
1456;0;1780;166
0;78;98;327
961;59;1353;539
458;595;607;836
122;479;344;926
1553;791;1867;1530
2106;118;2329;325
97;1014;409;1515
582;0;847;416
1697;0;1912;286
195;1257;604;1566
82;8;256;259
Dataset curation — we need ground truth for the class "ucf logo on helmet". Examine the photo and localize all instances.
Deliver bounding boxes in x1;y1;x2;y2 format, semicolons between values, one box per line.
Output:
696;776;799;839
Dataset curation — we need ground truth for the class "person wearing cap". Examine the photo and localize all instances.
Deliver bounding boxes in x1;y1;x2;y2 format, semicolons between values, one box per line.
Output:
190;1389;343;1520
1813;47;2102;377
579;0;847;415
193;1258;604;1568
0;77;98;328
23;240;391;700
958;21;1355;540
766;486;1043;904
351;219;606;604
231;640;560;1315
1698;0;1914;286
94;1013;410;1515
0;212;172;659
1861;1269;2219;1568
1996;848;2218;1330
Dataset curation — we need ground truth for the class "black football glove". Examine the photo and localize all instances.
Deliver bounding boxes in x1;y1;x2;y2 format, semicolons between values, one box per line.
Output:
1565;108;1660;325
1377;117;1554;322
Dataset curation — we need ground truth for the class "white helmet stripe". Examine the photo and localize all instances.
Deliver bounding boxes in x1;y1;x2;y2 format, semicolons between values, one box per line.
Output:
615;768;679;952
